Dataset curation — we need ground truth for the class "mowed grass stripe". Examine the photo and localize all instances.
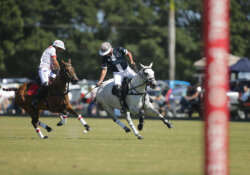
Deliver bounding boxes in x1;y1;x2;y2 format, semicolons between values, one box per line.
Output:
0;117;249;175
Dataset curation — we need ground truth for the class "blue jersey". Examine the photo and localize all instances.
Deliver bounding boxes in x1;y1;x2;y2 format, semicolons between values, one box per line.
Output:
101;47;128;72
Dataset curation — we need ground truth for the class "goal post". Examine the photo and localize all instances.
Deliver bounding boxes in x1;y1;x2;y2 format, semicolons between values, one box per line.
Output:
204;0;230;175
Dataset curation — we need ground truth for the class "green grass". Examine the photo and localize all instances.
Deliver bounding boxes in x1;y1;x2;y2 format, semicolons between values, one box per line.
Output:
0;116;249;175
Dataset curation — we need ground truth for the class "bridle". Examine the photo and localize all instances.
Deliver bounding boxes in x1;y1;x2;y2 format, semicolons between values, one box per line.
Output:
61;64;73;95
128;68;155;96
61;63;75;83
50;63;76;96
125;68;156;112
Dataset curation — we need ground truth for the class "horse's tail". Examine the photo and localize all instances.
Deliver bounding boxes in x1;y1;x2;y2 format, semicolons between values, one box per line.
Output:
2;87;18;91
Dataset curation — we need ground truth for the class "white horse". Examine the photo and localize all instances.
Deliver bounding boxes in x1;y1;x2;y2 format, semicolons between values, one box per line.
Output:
95;63;173;139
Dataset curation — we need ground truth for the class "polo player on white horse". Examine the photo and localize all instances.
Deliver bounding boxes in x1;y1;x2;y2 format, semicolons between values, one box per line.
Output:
96;59;173;139
97;42;138;112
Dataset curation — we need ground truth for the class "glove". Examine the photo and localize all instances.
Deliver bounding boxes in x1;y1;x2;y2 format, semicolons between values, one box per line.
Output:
53;69;60;75
50;73;56;79
96;81;102;87
131;63;138;72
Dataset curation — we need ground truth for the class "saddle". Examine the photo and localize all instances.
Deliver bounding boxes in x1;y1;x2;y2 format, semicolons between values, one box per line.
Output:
27;82;40;96
112;77;130;98
27;75;55;96
26;76;43;96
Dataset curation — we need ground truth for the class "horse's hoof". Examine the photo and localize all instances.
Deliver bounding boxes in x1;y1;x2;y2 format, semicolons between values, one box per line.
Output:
124;127;131;133
165;122;173;128
43;136;48;139
57;122;63;126
167;123;173;128
137;135;144;140
46;126;53;132
138;123;143;131
84;124;91;131
163;119;173;129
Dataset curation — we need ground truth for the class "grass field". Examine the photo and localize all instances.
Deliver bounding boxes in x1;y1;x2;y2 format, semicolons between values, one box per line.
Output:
0;116;249;175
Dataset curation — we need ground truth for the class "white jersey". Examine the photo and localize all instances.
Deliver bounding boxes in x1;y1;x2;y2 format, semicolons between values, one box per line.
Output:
39;46;56;70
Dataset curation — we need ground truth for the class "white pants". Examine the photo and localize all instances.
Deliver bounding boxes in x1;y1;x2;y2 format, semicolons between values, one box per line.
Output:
113;66;136;86
39;68;56;86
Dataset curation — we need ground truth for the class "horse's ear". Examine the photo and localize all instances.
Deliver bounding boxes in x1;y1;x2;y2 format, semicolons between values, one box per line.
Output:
68;58;71;64
140;63;145;69
149;62;153;68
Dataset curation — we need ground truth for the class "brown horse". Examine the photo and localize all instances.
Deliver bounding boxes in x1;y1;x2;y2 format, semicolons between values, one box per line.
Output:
3;59;90;139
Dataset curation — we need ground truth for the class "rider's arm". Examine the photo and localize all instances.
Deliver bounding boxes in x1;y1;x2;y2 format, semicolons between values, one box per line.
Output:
126;50;138;72
127;51;135;65
186;91;199;100
97;68;107;86
51;56;60;71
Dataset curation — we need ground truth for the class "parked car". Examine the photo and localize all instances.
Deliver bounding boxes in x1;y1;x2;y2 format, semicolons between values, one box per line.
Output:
0;78;29;84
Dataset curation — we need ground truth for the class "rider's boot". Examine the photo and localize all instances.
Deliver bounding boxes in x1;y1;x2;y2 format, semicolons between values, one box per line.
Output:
114;85;127;113
119;96;127;113
31;85;48;109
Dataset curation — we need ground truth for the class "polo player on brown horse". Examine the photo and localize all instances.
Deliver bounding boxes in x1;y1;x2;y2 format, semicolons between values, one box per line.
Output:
3;41;90;139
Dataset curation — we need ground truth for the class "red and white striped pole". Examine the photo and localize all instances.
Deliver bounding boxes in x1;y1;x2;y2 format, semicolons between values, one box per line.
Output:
204;0;230;175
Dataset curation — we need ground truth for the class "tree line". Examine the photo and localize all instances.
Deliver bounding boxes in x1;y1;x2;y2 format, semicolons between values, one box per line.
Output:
0;0;249;83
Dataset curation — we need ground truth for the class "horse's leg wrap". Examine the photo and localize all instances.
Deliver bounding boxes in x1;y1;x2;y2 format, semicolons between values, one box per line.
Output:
31;117;48;139
157;113;173;128
39;121;52;132
138;115;144;131
161;118;173;128
78;115;90;131
113;118;130;133
126;112;143;139
57;114;68;126
144;103;173;129
104;106;129;132
35;128;47;139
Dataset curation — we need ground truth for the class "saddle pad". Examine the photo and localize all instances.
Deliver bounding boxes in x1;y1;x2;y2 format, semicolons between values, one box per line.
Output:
27;84;39;96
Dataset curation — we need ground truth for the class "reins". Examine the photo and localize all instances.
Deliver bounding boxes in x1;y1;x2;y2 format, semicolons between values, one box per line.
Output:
48;80;70;97
64;82;70;95
126;68;154;112
48;64;71;97
127;70;149;96
128;82;147;96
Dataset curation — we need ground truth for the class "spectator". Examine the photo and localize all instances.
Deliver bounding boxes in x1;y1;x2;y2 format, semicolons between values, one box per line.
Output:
162;85;171;105
0;97;11;114
153;91;166;116
6;97;22;114
179;85;200;113
239;85;250;102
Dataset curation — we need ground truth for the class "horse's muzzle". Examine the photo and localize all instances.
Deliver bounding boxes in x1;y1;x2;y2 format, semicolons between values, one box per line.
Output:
149;80;157;89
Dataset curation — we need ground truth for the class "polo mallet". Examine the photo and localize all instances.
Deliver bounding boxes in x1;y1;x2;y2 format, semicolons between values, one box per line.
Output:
84;85;99;97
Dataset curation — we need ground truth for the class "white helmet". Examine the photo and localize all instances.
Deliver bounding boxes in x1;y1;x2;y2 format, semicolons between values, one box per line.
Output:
53;40;66;50
99;42;112;56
